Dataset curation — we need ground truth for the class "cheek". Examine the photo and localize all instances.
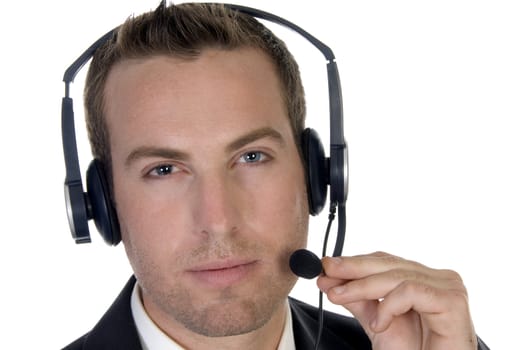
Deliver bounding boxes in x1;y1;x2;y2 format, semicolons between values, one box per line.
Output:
113;180;191;272
241;167;309;245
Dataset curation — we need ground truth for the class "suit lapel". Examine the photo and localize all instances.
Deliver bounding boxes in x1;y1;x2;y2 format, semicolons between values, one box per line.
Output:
289;297;369;350
82;276;142;350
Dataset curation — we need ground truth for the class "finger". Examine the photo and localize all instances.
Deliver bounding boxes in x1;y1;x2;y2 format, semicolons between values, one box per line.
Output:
323;268;457;305
316;275;346;294
372;279;470;335
322;253;432;281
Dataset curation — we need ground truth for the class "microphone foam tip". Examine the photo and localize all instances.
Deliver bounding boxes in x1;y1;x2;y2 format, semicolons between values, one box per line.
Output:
289;249;322;279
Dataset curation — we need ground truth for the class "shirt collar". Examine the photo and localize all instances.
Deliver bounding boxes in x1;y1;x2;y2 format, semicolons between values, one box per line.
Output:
130;281;296;350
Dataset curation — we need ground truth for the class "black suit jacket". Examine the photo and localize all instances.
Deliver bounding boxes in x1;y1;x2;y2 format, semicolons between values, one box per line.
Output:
63;276;490;350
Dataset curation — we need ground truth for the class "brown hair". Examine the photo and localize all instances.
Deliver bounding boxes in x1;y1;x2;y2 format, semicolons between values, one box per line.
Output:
84;2;306;186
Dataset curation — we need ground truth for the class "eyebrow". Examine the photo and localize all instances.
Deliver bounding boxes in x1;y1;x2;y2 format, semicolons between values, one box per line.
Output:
125;147;189;168
125;127;285;167
226;127;285;153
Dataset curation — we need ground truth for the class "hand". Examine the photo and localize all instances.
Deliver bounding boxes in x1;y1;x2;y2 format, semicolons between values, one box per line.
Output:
317;251;478;350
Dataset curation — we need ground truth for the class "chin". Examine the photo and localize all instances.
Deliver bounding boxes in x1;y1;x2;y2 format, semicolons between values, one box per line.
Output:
184;298;270;337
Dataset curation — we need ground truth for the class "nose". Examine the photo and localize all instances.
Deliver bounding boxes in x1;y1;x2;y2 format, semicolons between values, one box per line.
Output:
191;172;240;238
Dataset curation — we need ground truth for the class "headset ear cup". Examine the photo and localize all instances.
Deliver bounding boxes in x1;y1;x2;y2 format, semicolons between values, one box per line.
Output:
86;159;121;245
302;128;328;215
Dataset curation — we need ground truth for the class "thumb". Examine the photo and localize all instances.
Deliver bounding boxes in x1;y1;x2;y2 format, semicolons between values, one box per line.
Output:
335;299;379;338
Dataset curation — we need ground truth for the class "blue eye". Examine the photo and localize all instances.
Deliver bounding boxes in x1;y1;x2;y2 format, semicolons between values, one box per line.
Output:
148;164;176;177
239;151;266;164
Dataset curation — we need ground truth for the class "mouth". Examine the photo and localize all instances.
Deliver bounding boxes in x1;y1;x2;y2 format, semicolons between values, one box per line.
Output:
187;259;259;288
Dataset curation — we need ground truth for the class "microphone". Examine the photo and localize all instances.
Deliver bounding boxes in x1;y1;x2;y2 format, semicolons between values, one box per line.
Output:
289;205;345;350
289;203;345;279
289;249;323;279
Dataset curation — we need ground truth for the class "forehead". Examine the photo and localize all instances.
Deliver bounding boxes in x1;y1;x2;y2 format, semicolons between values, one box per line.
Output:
103;48;293;154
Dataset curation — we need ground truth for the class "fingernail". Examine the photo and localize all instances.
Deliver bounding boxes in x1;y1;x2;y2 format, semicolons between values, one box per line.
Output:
332;285;345;294
331;257;342;265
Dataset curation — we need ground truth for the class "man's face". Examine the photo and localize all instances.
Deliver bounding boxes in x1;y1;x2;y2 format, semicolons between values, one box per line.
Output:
104;48;309;337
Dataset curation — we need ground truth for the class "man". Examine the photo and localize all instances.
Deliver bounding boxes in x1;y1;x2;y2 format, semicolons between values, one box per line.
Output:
64;2;489;349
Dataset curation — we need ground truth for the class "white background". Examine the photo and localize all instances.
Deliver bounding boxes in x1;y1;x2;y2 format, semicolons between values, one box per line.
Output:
1;1;524;349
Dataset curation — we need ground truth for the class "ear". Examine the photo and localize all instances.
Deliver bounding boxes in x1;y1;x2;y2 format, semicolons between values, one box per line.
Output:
301;128;328;215
86;159;121;245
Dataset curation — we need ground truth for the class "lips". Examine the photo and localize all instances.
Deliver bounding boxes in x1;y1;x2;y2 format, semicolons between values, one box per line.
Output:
187;259;258;288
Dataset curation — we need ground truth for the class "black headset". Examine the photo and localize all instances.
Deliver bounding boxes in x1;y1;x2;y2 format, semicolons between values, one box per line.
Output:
61;3;348;255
